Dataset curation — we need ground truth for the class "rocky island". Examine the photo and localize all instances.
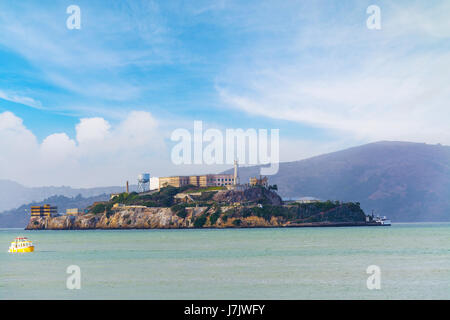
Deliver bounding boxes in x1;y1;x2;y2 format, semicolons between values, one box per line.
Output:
26;184;381;230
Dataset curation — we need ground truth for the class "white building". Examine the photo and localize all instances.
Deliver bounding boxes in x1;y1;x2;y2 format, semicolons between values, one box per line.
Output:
294;197;321;204
150;177;160;190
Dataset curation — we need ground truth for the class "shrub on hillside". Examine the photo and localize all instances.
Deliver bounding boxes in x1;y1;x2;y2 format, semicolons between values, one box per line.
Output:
171;204;188;219
193;214;207;228
91;203;106;214
232;219;242;226
209;207;221;225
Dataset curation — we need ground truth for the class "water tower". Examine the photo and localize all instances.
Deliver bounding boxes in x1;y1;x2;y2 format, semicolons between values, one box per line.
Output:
137;173;150;193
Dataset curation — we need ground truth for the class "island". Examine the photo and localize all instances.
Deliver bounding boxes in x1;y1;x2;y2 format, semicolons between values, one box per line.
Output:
26;184;382;230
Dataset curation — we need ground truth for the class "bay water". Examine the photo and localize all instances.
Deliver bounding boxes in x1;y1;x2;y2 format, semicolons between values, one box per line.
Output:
1;223;449;299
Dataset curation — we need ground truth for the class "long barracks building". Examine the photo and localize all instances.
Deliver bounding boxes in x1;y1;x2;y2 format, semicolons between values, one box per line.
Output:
159;174;235;189
159;160;240;189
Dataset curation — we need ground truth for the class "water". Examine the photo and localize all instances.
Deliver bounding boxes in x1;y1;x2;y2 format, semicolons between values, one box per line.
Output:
1;223;449;299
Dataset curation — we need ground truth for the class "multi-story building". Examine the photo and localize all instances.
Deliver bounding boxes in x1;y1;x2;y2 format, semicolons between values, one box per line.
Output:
150;177;160;190
158;174;236;189
159;176;190;188
158;160;240;190
210;174;235;186
31;204;58;217
66;208;82;215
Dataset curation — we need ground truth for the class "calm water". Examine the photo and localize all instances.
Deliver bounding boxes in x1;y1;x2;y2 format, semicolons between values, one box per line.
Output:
1;223;449;300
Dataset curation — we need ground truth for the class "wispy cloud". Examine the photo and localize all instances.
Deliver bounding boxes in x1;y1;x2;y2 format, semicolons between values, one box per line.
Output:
0;90;43;109
0;0;183;112
216;1;450;144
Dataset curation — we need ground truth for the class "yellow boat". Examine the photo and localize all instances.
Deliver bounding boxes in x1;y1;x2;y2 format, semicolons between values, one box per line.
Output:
8;237;35;253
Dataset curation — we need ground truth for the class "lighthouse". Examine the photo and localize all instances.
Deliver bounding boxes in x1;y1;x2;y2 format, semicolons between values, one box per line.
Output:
234;160;240;186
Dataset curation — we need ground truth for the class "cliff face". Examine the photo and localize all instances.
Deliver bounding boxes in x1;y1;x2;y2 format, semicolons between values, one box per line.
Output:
26;202;368;230
26;206;280;230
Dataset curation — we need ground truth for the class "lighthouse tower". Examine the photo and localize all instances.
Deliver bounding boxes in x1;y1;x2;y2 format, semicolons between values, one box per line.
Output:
233;160;240;186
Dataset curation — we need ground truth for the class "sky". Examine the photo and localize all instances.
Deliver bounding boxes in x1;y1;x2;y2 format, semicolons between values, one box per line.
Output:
0;0;449;187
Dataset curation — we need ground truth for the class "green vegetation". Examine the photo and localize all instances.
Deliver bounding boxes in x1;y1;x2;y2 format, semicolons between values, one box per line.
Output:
92;184;281;213
87;185;366;225
242;205;287;222
171;204;188;219
106;185;195;209
91;203;106;214
221;208;237;222
105;209;114;218
209;207;221;225
186;186;226;193
237;201;366;223
197;191;217;201
193;214;207;228
232;219;242;226
105;203;113;217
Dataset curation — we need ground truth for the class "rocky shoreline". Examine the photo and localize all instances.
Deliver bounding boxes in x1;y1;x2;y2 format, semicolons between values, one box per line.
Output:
25;205;381;230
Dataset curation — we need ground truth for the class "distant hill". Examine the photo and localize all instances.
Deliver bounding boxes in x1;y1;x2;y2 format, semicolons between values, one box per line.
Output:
0;180;127;212
224;141;450;222
0;194;111;228
3;141;449;225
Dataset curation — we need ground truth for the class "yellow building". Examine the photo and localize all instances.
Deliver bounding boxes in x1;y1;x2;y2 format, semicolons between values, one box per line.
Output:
189;175;200;186
66;208;82;215
158;174;235;189
159;176;190;188
31;204;57;217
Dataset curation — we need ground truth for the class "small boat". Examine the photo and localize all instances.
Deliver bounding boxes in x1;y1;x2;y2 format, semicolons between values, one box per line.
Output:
375;215;391;226
8;237;35;253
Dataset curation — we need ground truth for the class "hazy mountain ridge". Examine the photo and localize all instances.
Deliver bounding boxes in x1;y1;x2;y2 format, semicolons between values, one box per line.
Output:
0;180;126;212
225;141;450;222
2;141;449;226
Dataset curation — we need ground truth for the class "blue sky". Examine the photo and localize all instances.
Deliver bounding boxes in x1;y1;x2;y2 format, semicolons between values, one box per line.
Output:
0;0;449;187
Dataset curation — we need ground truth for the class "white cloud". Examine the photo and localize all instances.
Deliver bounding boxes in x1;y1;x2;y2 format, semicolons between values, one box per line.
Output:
0;112;39;182
0;111;38;154
388;1;450;39
216;1;450;145
0;111;167;187
0;90;43;109
76;117;111;145
40;133;77;163
116;111;159;146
